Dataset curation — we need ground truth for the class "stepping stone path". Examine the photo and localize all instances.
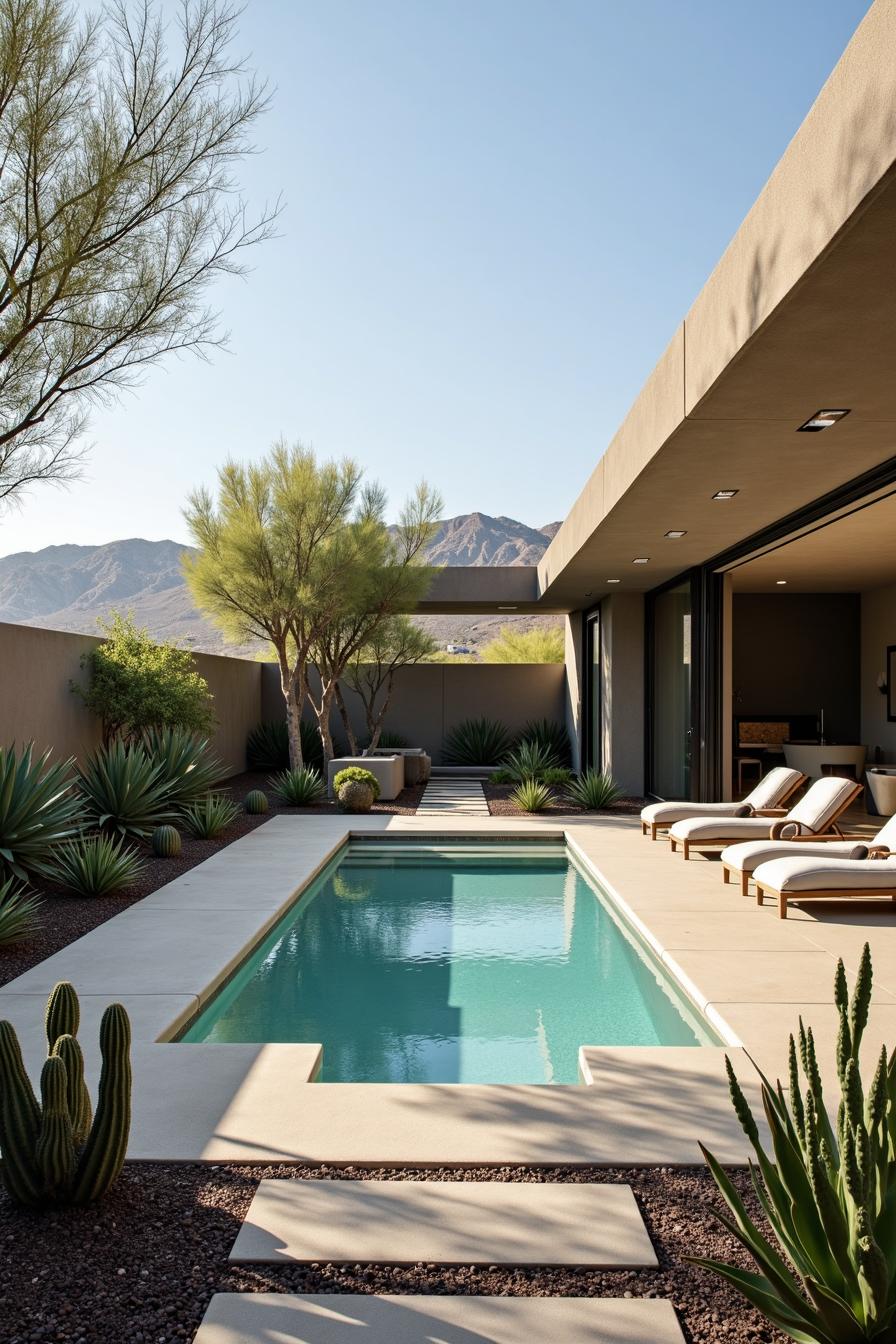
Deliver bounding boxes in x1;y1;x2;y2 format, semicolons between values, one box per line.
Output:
417;777;490;815
230;1179;657;1267
196;1177;688;1342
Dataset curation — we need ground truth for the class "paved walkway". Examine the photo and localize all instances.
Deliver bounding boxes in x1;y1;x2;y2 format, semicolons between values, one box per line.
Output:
417;776;490;815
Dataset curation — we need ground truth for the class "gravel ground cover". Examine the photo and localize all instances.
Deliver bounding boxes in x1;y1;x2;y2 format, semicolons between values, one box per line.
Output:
484;784;644;818
0;773;424;988
0;1162;786;1344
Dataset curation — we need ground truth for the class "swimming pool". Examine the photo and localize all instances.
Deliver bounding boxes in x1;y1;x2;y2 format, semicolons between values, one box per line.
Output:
181;839;718;1082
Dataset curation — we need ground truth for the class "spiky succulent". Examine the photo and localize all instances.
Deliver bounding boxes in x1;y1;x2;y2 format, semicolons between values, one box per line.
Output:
52;836;145;897
270;766;325;807
143;727;224;811
182;793;240;839
0;877;42;945
501;739;560;782
441;717;513;766
0;743;84;881
77;740;175;839
510;779;554;812
564;769;623;810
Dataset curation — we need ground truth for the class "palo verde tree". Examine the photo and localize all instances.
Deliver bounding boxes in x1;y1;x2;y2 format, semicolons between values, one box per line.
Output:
337;615;436;754
0;0;277;510
182;442;363;770
304;481;441;765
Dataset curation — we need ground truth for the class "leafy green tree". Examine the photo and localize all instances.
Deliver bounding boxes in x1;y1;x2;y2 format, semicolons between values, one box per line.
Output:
72;613;214;743
480;623;565;664
0;0;276;510
183;442;362;768
338;615;437;754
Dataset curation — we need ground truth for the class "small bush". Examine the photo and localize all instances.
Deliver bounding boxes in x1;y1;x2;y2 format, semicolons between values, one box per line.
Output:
564;769;623;810
519;718;572;765
541;766;573;787
337;778;375;813
510;779;554;812
488;768;514;785
0;878;42;946
332;766;381;801
143;727;224;811
270;766;325;806
244;789;269;815
0;743;84;882
502;740;560;783
77;740;175;839
183;794;240;839
52;836;146;897
370;730;408;750
442;717;513;765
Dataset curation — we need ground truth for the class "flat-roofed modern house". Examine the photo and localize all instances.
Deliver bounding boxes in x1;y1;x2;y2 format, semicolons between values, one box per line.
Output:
418;0;896;802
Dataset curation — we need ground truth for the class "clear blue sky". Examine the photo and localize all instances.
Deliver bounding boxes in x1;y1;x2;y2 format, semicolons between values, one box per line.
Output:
0;0;872;556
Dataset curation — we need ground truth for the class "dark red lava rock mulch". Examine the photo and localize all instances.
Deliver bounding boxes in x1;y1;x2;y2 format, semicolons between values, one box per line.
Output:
0;775;425;989
485;784;645;818
0;1163;786;1344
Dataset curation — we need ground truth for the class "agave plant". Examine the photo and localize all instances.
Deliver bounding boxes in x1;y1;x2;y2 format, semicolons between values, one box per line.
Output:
0;877;42;946
692;944;896;1343
77;740;175;839
510;779;554;813
143;727;224;810
564;769;623;810
519;718;572;766
246;719;323;772
442;717;513;766
502;740;560;783
0;743;84;881
269;766;325;807
183;793;241;839
52;836;145;898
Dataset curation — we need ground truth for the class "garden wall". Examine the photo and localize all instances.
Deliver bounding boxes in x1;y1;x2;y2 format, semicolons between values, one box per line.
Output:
261;662;566;762
0;621;261;776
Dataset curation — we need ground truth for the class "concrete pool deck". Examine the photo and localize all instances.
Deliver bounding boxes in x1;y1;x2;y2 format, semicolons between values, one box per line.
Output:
2;809;893;1165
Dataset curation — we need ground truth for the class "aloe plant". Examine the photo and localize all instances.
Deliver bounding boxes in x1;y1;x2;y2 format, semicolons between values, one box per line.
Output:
692;944;896;1342
77;740;175;839
502;740;560;782
183;793;240;839
564;769;622;810
442;717;513;766
0;877;42;945
519;718;571;766
510;779;554;812
52;836;145;897
0;743;84;881
143;727;224;810
269;766;325;806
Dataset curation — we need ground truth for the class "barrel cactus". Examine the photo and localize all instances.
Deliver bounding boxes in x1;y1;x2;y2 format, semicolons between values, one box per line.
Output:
0;982;131;1206
244;789;269;815
151;824;181;858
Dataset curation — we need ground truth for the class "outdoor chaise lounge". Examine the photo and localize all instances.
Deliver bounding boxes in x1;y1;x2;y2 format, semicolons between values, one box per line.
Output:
639;766;805;840
753;840;896;919
667;775;863;860
720;811;896;896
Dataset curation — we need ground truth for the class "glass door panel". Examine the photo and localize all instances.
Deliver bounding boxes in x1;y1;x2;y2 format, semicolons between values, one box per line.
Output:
650;582;692;798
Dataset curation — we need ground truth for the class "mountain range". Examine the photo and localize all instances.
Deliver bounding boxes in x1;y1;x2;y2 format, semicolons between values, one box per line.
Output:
0;513;562;655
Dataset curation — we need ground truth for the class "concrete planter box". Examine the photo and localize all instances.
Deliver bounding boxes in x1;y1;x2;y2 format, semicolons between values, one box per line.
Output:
370;747;432;785
327;755;404;801
867;768;896;817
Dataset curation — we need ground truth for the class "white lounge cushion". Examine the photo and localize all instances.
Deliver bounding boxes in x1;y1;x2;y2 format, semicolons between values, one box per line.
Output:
670;775;858;846
669;815;776;843
753;856;896;894
720;839;857;875
784;775;859;834
641;766;803;827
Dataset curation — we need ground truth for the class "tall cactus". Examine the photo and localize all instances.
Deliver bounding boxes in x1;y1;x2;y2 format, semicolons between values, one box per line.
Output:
0;983;131;1208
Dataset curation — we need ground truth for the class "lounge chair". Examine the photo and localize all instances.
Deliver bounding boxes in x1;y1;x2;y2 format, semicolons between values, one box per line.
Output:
720;811;895;896
753;838;896;918
667;776;863;860
639;766;805;841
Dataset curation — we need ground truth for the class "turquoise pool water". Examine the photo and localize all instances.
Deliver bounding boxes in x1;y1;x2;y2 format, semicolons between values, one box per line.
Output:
181;840;717;1082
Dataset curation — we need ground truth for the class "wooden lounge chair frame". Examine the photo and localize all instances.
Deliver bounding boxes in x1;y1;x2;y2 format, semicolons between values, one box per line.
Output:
755;847;896;919
641;771;806;842
669;779;864;861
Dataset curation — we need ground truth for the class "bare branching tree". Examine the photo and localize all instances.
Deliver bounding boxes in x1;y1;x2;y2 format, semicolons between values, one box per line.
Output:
0;0;278;506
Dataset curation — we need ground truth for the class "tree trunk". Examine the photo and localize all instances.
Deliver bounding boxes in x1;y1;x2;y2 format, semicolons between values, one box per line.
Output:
316;682;337;767
367;671;395;751
334;682;358;755
281;654;304;770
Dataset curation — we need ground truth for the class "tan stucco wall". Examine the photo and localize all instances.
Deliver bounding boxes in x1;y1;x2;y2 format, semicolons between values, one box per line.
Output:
0;622;260;775
260;662;566;763
861;584;896;762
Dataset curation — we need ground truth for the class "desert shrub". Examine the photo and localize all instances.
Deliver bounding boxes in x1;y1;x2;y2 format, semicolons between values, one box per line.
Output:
541;766;573;787
332;766;381;801
442;717;513;765
518;718;571;765
336;773;377;814
502;740;560;783
52;836;145;897
72;612;214;744
369;730;409;750
488;767;514;785
480;625;564;663
0;878;42;946
77;741;175;839
143;727;224;810
246;719;323;773
565;770;622;810
510;779;554;812
0;744;84;881
269;766;325;806
183;794;240;839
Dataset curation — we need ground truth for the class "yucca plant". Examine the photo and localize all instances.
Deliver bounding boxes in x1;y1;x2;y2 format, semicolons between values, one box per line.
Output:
0;877;42;946
692;944;896;1342
183;793;240;839
143;727;224;811
442;717;513;766
519;718;572;766
269;766;325;806
0;744;84;882
246;719;324;772
564;769;623;810
52;836;146;898
77;740;175;839
510;779;554;812
502;740;560;782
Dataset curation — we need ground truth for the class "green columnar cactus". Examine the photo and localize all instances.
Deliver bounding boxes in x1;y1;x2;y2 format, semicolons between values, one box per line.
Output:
0;983;132;1207
151;824;182;858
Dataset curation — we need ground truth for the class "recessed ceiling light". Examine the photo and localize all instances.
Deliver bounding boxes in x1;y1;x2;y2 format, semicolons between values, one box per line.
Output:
607;578;621;584
776;580;787;586
497;605;517;610
712;489;739;500
664;530;687;538
632;557;649;564
797;408;850;433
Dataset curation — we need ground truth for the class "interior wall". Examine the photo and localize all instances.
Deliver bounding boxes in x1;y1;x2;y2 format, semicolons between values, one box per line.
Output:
732;593;860;742
861;583;896;761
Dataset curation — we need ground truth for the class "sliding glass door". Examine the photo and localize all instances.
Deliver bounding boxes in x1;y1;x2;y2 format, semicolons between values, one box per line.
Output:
648;580;693;798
